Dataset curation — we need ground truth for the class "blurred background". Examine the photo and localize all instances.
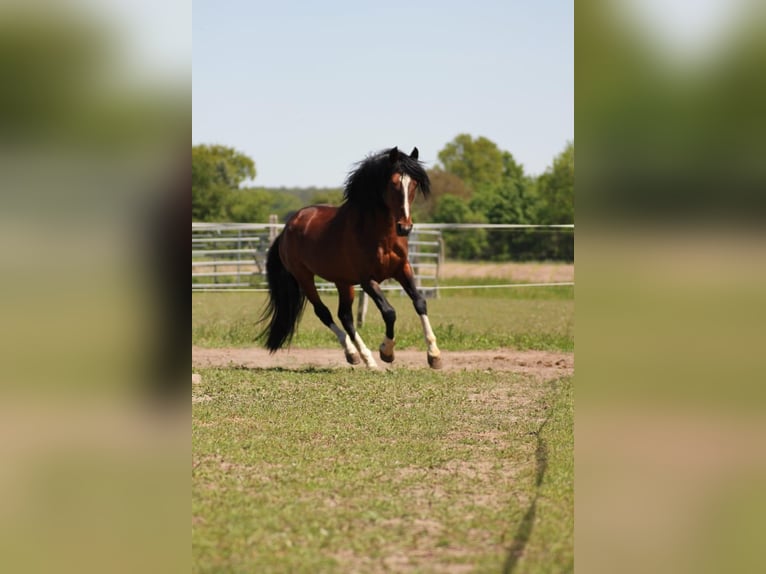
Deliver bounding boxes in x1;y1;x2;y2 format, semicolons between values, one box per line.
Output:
4;0;766;570
0;0;188;572
577;0;766;572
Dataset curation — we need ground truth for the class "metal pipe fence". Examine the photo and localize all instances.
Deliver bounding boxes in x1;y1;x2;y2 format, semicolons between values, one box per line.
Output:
192;222;443;294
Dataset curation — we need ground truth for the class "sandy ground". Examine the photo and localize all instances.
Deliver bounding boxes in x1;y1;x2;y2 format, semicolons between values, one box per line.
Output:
192;346;573;380
439;261;574;283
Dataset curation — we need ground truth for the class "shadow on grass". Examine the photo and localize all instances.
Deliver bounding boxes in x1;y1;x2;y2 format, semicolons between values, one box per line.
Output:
502;414;550;574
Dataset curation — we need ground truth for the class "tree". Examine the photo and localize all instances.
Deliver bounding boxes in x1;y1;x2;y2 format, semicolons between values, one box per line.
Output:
192;144;256;221
437;134;506;194
524;141;574;260
432;195;488;260
192;144;255;189
469;152;534;225
536;141;574;224
411;168;471;222
218;188;271;222
431;135;574;260
265;190;303;220
309;188;344;206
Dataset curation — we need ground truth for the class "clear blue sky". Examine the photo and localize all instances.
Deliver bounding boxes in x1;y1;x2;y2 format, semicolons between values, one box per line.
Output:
193;0;573;187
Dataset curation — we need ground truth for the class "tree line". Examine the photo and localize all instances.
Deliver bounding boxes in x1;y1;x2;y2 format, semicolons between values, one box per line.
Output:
192;135;573;261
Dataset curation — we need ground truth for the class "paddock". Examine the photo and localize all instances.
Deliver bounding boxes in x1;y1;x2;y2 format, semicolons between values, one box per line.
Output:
192;257;573;572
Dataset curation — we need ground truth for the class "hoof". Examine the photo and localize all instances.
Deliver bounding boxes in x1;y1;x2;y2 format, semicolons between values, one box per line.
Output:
345;352;361;365
379;350;395;363
427;355;443;370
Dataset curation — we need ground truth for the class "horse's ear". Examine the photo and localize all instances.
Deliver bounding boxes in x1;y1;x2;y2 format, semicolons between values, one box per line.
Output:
388;147;399;163
410;147;419;160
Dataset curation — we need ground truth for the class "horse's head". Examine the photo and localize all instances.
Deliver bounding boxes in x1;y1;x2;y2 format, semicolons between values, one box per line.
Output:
343;146;430;234
386;146;427;237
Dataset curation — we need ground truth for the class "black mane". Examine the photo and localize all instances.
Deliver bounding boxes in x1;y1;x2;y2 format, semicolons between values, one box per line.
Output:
343;147;431;209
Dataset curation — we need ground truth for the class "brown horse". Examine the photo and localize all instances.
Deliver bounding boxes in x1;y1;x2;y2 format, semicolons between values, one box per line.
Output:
258;146;442;369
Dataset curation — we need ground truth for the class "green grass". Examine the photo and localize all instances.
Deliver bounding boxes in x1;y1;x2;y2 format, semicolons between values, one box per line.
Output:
192;288;574;352
192;368;573;573
438;279;573;300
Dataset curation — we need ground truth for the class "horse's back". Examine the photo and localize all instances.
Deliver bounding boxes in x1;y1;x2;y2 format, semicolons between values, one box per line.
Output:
283;204;339;241
280;204;347;278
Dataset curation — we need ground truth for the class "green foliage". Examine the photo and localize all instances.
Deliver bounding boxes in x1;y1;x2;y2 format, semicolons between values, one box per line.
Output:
260;188;304;219
190;137;574;260
433;194;474;222
432;195;488;260
191;183;227;222
467;157;534;260
218;188;272;222
537;141;574;224
308;188;344;206
259;186;344;206
525;142;574;260
437;134;507;194
215;188;304;224
413;168;471;222
192;144;256;221
432;135;574;261
191;144;320;222
192;144;255;189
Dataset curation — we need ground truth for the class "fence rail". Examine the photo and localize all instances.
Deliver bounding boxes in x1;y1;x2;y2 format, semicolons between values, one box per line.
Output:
192;222;442;295
191;222;575;294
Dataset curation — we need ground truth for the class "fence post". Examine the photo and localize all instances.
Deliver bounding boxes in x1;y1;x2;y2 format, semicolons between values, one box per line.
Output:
356;291;369;328
438;234;445;277
410;230;420;293
236;228;242;285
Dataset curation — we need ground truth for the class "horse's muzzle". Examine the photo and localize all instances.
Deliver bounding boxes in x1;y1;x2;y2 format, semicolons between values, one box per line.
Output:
396;222;412;237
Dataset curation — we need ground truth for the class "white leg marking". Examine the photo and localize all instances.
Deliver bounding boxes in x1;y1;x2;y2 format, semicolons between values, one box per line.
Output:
420;315;440;358
353;332;379;369
331;324;358;356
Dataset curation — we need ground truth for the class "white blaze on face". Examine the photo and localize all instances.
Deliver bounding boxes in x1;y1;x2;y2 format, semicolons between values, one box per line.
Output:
400;173;412;220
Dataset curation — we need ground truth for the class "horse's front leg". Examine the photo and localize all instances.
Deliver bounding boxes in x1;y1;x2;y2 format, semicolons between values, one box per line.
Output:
361;279;397;363
395;263;442;369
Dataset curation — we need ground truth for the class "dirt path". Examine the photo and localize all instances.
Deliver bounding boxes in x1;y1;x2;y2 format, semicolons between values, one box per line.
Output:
192;346;573;380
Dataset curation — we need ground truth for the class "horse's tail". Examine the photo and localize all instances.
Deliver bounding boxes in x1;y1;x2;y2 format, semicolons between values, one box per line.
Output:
258;234;306;352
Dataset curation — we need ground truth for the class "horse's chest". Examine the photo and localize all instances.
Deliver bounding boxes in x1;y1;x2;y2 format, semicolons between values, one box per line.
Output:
373;245;404;276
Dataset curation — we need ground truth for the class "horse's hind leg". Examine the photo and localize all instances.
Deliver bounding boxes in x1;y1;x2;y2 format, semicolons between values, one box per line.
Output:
298;276;361;365
337;284;378;369
361;280;397;363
